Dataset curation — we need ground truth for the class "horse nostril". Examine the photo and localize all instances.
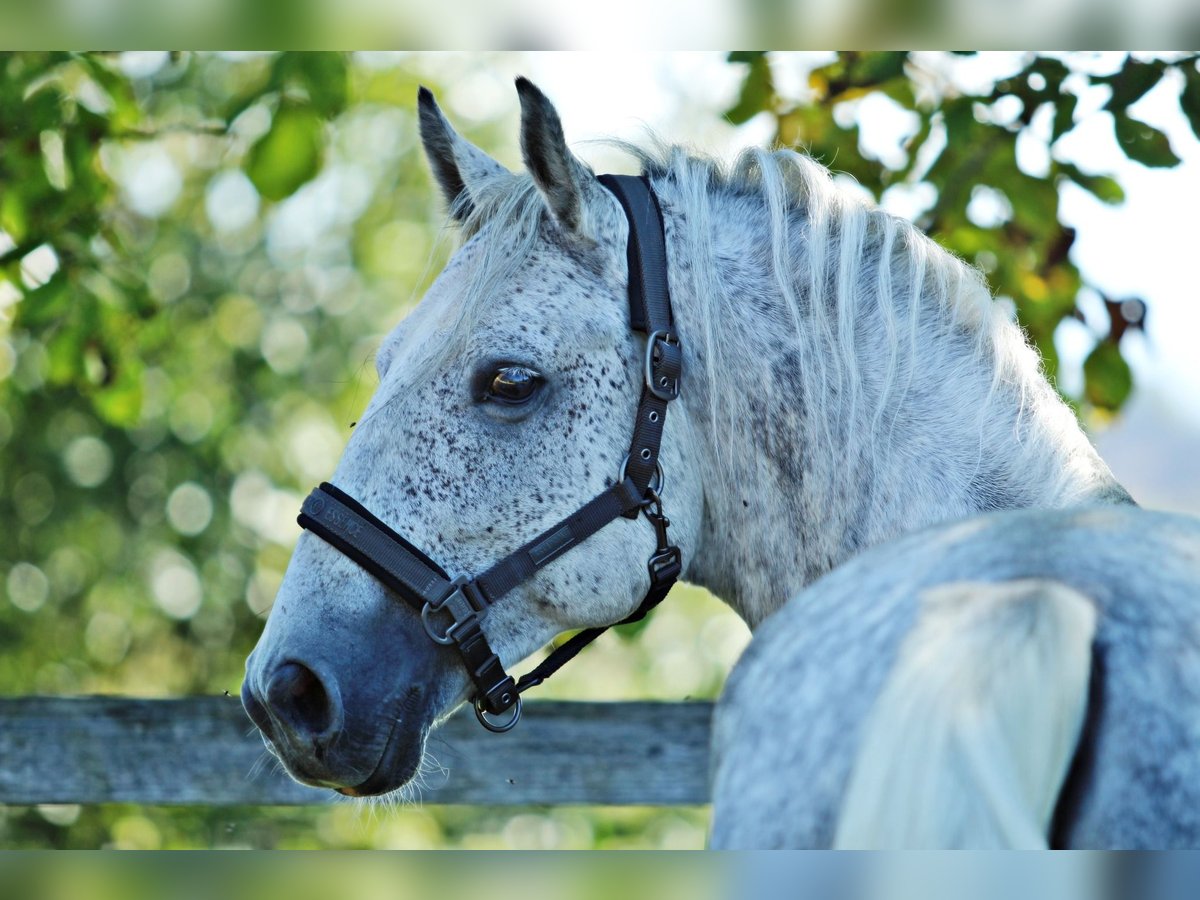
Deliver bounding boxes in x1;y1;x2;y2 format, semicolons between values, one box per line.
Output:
265;661;339;744
241;679;273;736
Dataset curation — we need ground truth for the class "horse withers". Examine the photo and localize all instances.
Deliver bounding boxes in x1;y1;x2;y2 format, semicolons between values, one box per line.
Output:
241;78;1200;846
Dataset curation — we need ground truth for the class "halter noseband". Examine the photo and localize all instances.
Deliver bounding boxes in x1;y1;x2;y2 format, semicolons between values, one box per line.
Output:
296;174;683;732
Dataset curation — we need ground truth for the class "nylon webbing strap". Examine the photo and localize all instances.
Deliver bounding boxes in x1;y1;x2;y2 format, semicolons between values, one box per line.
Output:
598;174;681;508
475;477;643;603
598;174;673;335
514;548;680;693
298;475;645;715
299;483;450;610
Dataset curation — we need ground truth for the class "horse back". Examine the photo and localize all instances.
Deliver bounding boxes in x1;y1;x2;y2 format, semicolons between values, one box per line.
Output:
709;506;1200;848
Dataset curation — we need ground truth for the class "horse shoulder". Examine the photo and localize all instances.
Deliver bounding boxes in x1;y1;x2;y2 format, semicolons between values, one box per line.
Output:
708;507;1200;848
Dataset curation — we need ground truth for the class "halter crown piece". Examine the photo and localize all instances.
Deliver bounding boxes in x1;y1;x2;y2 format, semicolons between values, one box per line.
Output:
296;175;683;732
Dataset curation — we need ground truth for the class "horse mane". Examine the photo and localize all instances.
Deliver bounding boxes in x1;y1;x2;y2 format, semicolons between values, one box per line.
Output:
624;140;1065;508
437;135;1076;508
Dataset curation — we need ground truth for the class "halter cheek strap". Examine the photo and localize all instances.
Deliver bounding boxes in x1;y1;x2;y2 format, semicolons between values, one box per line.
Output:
297;174;683;732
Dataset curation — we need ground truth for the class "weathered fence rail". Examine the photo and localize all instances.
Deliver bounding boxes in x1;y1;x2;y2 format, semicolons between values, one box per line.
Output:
0;696;713;806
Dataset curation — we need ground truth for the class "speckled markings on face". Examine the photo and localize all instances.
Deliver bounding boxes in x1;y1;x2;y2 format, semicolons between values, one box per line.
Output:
243;82;708;798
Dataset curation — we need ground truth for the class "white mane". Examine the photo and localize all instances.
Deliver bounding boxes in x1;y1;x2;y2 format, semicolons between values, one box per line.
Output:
619;140;1071;508
434;137;1109;567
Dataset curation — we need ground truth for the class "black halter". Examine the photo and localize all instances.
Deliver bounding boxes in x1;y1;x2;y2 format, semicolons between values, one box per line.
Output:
296;174;683;732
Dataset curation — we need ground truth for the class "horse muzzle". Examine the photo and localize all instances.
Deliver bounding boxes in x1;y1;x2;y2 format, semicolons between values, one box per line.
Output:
241;651;430;796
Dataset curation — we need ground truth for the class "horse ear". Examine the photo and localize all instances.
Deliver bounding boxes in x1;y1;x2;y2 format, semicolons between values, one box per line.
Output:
417;86;509;221
515;77;598;235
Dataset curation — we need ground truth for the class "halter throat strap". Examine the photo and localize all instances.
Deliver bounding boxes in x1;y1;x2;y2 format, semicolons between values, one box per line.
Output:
297;174;682;731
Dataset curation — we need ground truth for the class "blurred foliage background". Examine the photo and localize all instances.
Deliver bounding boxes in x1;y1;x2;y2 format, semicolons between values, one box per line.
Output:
1;51;1196;849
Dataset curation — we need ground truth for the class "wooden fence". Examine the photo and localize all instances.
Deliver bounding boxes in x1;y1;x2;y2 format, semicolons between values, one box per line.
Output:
0;696;713;806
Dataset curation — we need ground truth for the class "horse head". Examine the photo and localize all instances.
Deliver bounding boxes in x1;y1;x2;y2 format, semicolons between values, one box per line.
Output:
241;79;704;796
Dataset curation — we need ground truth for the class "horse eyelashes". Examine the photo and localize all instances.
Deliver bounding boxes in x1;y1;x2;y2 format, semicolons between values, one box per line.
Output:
488;366;543;404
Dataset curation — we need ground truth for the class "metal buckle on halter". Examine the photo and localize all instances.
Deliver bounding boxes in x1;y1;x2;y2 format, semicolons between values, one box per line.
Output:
644;328;681;402
648;545;682;587
421;575;487;646
641;489;682;588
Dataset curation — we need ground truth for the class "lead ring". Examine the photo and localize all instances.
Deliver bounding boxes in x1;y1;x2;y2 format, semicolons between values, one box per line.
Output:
617;454;665;496
475;695;522;733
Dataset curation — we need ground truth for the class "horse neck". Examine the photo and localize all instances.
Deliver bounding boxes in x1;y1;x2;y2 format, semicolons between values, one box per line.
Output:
660;176;1130;629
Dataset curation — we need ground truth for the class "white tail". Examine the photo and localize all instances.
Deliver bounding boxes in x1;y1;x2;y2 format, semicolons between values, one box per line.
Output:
834;578;1097;848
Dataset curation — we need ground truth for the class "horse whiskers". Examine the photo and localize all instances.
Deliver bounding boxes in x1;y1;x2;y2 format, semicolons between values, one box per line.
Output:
343;745;451;815
244;748;280;784
420;748;450;782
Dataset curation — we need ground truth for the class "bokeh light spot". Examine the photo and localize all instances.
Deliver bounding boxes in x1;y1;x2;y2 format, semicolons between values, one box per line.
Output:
113;145;182;219
111;814;162;850
166;482;214;536
36;804;81;826
85;611;132;665
0;339;16;381
206;170;261;233
147;252;192;304
7;562;50;612
13;472;55;525
63;435;114;488
261;317;310;374
215;293;264;350
148;549;203;620
169;392;214;444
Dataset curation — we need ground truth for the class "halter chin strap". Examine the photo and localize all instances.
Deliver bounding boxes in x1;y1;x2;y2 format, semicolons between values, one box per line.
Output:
297;174;683;732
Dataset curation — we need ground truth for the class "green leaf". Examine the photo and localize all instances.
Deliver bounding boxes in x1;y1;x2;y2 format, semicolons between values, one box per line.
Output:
0;187;30;242
280;52;348;119
1058;163;1125;204
13;271;71;328
1100;57;1165;114
724;54;773;125
1030;57;1071;91
1083;340;1133;411
20;82;66;132
303;54;348;118
222;61;279;125
244;103;324;202
879;77;916;109
1113;113;1180;168
44;322;85;385
848;52;907;87
727;51;767;64
999;173;1059;238
92;356;143;427
1180;66;1200;141
1051;93;1077;142
75;54;140;131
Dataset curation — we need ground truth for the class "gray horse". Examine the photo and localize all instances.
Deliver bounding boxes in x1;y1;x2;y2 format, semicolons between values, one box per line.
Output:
241;79;1200;847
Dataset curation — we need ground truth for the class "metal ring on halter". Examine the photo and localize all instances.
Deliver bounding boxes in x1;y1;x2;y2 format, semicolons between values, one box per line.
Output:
617;454;665;497
474;694;522;733
420;600;457;646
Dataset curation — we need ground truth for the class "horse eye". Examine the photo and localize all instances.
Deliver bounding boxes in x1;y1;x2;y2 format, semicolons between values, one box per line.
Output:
487;366;543;405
